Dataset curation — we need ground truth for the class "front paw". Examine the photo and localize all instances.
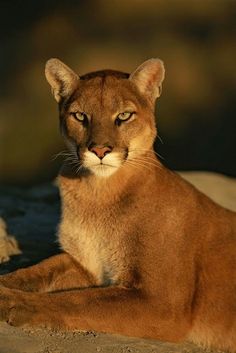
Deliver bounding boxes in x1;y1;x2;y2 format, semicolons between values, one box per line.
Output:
0;287;37;327
6;304;38;327
0;287;58;328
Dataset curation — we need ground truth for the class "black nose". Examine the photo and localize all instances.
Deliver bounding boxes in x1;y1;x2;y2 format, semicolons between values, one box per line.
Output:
88;145;113;159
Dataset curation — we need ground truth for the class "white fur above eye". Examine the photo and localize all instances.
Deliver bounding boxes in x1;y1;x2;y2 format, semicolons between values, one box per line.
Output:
83;151;122;177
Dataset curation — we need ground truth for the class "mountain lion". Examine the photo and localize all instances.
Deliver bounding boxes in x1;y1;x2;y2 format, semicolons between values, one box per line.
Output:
0;58;236;352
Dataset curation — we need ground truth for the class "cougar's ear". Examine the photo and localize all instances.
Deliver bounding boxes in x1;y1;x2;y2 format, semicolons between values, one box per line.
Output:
129;58;165;103
45;58;79;102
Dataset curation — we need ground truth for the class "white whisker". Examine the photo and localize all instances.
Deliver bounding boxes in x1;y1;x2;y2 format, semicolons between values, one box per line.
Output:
129;148;164;160
127;159;154;172
157;134;164;145
51;148;84;175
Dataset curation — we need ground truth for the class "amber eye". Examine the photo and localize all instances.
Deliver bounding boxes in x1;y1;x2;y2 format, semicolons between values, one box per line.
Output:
71;112;89;124
115;112;134;126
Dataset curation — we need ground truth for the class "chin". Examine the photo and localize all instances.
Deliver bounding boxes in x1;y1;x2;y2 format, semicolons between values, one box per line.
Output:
89;164;119;178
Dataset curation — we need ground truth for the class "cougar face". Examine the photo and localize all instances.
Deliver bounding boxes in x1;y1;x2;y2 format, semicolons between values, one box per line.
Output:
45;59;165;177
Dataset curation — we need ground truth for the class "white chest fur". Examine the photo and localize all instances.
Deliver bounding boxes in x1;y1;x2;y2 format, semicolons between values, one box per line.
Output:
59;219;125;285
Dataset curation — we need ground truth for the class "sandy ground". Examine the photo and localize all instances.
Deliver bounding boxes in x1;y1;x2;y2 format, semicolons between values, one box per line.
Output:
0;171;235;353
0;322;217;353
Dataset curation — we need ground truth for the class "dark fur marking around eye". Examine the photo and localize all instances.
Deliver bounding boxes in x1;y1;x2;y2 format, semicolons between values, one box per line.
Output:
115;112;135;126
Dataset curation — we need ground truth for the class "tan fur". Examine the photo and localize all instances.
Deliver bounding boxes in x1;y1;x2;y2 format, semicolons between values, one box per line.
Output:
0;58;236;352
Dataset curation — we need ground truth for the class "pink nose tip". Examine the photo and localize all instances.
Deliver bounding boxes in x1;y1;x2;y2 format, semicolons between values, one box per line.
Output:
90;146;112;159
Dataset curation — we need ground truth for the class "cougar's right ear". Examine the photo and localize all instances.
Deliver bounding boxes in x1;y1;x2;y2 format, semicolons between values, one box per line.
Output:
45;58;79;103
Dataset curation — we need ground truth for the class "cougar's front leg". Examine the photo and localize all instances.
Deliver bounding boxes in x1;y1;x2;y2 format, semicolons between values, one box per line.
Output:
0;286;191;342
0;253;96;292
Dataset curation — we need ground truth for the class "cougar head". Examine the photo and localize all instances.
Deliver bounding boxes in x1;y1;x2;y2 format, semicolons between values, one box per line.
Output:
45;58;165;177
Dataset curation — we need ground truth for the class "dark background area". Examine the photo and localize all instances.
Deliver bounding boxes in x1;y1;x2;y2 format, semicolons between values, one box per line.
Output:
0;0;235;186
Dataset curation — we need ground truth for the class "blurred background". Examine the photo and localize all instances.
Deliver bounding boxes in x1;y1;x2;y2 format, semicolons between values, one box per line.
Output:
0;0;235;186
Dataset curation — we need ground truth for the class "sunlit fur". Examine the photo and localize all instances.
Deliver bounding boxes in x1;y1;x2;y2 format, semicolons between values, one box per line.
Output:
0;58;236;353
57;67;158;179
83;151;123;177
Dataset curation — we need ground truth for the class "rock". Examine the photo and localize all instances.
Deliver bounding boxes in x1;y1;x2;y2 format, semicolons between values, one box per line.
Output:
179;171;236;211
0;183;60;274
0;217;21;263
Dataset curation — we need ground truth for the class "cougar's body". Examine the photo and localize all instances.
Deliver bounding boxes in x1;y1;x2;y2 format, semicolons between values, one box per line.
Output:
0;58;235;351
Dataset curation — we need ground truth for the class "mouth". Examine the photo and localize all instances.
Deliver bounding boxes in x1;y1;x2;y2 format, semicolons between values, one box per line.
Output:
92;162;118;168
81;149;127;177
88;163;119;177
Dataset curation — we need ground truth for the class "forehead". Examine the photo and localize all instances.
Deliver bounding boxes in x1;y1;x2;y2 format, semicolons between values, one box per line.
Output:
67;74;144;115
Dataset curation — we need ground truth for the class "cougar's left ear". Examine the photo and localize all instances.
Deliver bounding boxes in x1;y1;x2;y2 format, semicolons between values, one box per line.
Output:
45;58;79;103
129;58;165;103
